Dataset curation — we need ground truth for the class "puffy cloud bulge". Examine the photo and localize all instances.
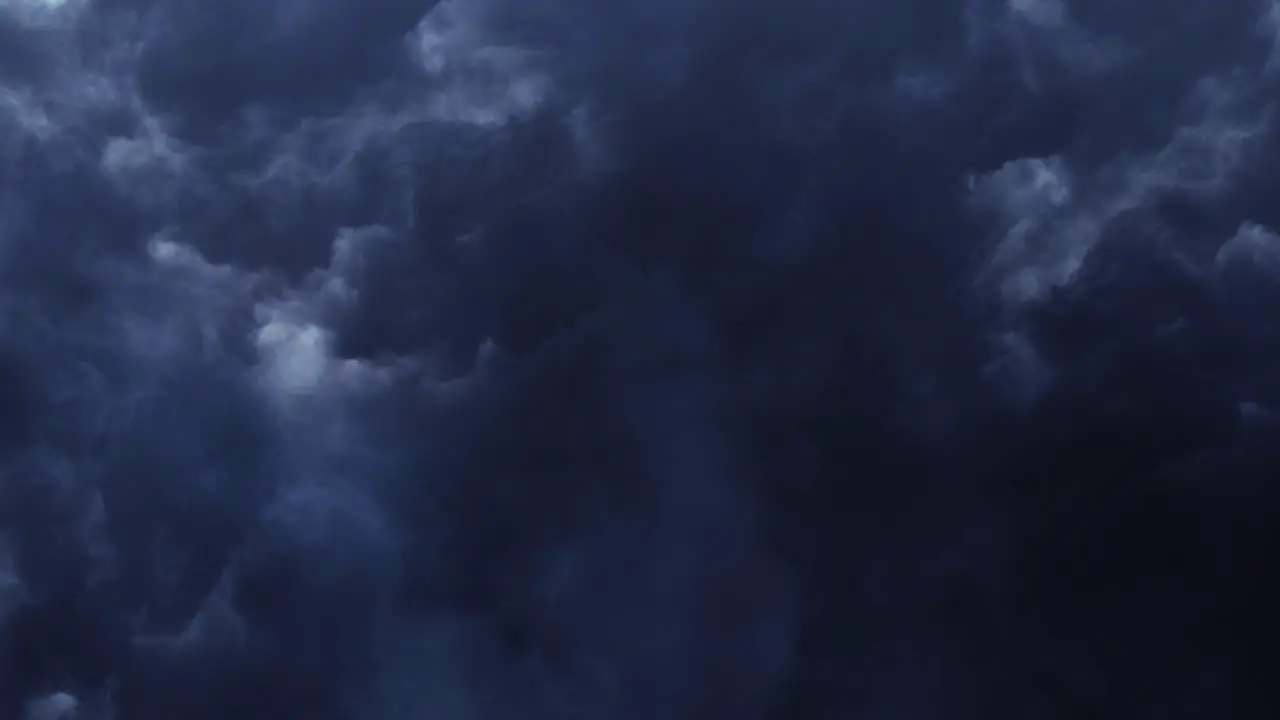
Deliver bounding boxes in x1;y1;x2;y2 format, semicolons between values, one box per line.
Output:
2;0;1279;718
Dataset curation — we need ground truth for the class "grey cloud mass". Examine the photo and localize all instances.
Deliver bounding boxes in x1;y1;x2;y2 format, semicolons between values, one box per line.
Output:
3;0;1280;719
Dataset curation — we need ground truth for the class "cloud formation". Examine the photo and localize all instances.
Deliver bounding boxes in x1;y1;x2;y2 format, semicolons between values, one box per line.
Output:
3;0;1280;718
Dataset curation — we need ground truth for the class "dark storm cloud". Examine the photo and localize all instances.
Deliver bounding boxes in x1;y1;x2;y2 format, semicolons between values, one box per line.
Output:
4;0;1280;718
2;1;791;718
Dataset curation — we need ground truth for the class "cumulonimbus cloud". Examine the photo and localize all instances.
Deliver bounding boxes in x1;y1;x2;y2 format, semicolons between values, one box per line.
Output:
5;0;1280;718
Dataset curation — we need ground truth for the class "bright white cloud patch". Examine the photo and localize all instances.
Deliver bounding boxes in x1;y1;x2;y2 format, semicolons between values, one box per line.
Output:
1217;222;1280;273
970;156;1081;302
249;226;419;404
253;319;335;395
974;71;1272;305
0;87;56;142
0;0;83;27
409;0;550;127
100;114;194;210
22;693;78;720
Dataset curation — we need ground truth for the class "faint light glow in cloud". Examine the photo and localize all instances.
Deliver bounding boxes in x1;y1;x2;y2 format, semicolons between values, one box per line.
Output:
1006;0;1067;29
972;69;1272;306
0;0;84;27
409;0;551;127
22;692;77;720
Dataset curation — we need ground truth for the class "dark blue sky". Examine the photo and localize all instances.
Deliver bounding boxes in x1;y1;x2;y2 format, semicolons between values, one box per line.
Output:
2;1;1279;718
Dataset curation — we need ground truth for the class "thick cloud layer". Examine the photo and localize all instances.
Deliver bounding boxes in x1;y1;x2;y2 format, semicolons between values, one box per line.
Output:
2;0;1279;718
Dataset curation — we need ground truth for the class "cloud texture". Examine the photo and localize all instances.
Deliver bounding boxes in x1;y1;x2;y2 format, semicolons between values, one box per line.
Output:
2;0;1280;718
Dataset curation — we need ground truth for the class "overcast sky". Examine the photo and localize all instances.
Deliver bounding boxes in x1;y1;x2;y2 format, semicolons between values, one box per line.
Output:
3;1;1280;718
